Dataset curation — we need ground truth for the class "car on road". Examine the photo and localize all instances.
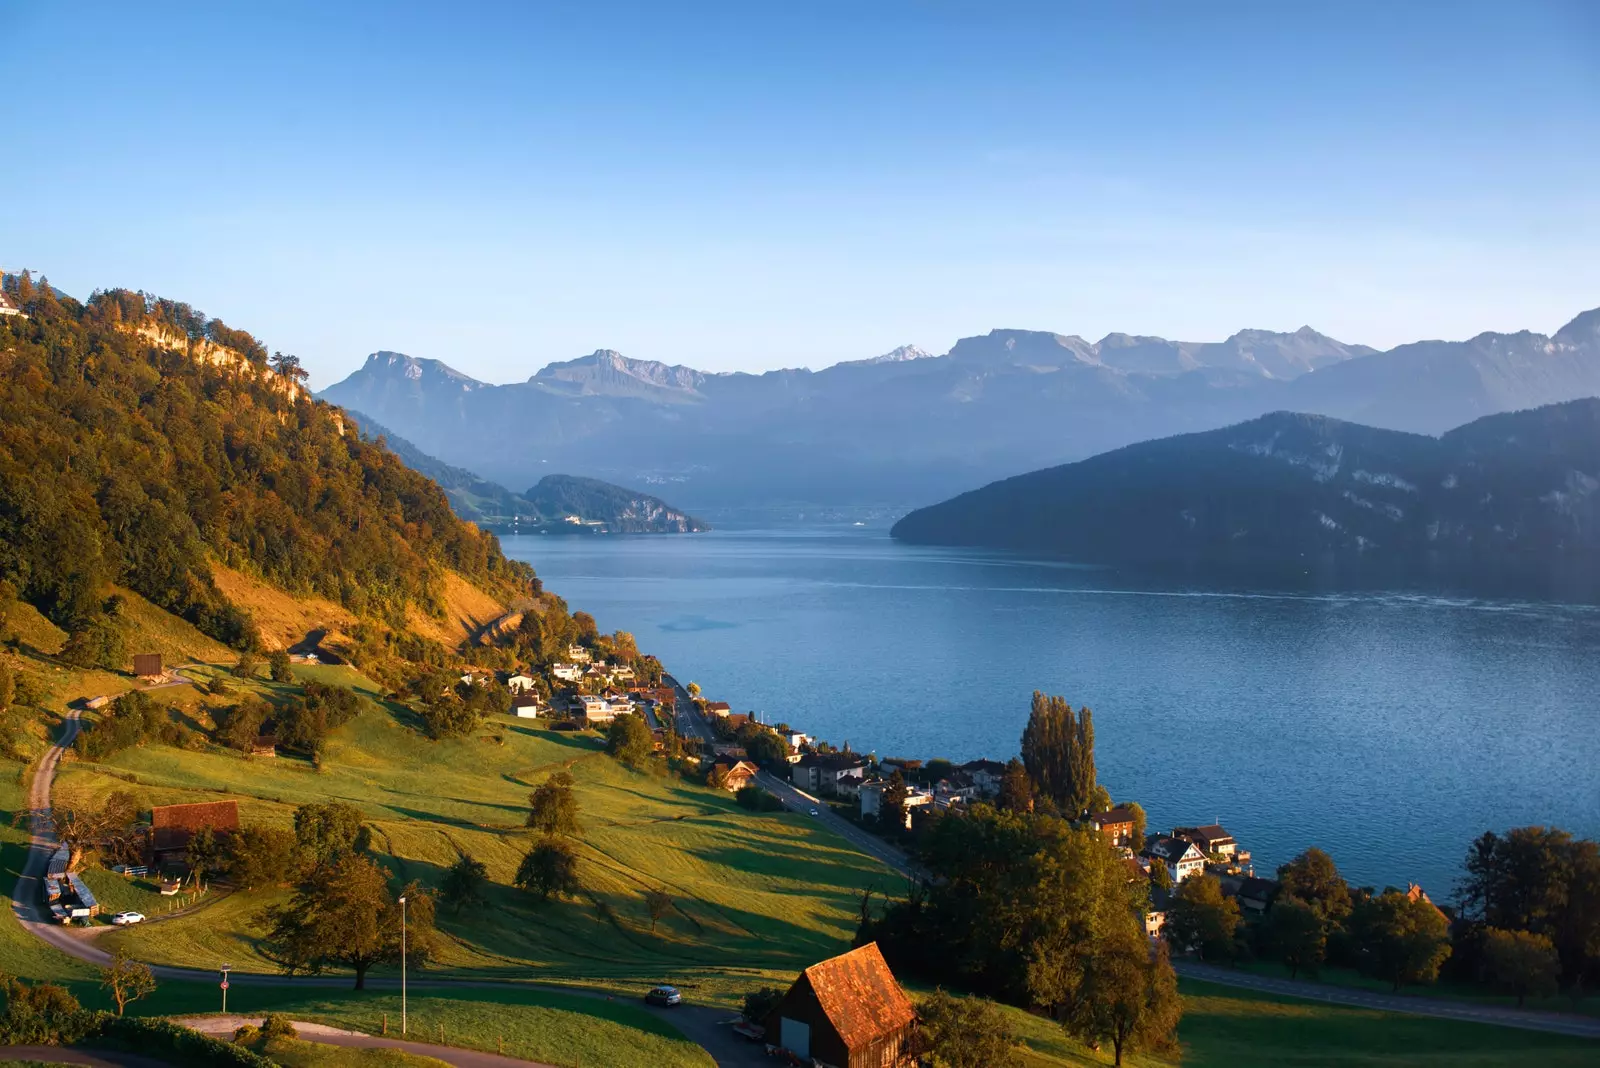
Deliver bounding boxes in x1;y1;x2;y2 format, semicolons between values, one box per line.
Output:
809;808;820;817
110;911;145;925
645;984;682;1006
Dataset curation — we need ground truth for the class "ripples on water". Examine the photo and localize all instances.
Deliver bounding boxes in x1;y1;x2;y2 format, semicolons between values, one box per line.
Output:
503;526;1600;897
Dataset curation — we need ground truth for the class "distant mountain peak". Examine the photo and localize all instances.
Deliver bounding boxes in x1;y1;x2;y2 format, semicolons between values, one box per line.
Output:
1554;307;1600;347
832;344;934;369
364;350;485;389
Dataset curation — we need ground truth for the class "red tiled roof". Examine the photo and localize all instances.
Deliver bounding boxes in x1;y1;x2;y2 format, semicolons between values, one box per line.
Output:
802;942;916;1049
151;800;239;832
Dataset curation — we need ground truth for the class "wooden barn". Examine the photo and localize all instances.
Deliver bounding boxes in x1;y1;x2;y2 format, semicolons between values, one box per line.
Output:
764;942;918;1068
150;799;239;865
132;653;163;679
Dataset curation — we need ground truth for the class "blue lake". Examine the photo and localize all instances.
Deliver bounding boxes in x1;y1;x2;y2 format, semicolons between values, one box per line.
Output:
502;525;1600;897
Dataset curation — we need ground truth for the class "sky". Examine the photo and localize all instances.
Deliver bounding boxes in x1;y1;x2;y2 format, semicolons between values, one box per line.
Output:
1;1;1597;387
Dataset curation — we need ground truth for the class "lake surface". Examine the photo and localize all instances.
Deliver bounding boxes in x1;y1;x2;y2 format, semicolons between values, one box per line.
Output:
502;526;1600;896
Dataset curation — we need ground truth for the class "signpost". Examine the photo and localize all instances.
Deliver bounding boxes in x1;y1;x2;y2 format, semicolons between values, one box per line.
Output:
398;896;407;1035
220;964;232;1014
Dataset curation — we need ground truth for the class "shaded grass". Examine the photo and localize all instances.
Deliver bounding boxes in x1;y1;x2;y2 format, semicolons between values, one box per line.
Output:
1232;958;1600;1019
255;1036;451;1068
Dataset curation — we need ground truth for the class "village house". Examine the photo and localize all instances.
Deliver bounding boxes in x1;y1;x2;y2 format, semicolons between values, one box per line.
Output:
783;728;811;750
611;663;635;681
578;694;614;725
150;800;239;866
1174;823;1241;862
0;290;23;317
1091;805;1140;849
1142;834;1207;883
505;673;536;694
763;942;918;1068
1216;874;1278;915
551;663;583;683
566;645;592;663
877;757;922;777
858;780;932;829
512;695;544;719
792;753;869;797
711;758;760;792
704;701;732;717
712;743;748;760
724;712;752;732
958;759;1007;796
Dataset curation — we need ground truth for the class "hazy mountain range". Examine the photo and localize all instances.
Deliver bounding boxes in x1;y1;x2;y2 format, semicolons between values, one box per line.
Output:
319;308;1600;509
347;412;707;533
892;399;1600;596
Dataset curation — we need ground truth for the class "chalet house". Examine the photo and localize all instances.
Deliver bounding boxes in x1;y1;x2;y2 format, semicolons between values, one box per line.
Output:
704;701;732;717
132;653;163;680
150;800;239;865
1091;805;1139;849
250;734;279;757
712;759;760;791
505;673;536;694
566;645;592;663
1142;835;1207;883
552;663;583;683
958;759;1007;796
0;290;22;316
764;942;917;1068
1174;824;1240;861
792;754;869;797
611;664;635;681
512;695;544;719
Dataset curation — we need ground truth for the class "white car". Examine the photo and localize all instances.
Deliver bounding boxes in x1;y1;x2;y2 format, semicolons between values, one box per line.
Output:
110;911;145;926
808;808;820;817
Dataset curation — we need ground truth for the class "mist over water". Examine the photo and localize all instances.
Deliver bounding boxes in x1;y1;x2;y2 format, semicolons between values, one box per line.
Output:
503;525;1600;896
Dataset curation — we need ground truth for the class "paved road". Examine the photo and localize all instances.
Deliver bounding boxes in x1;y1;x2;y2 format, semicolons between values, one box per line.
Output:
755;772;921;884
662;674;715;745
1174;961;1600;1040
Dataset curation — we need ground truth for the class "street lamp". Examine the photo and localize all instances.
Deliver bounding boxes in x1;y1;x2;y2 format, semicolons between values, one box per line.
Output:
219;963;231;1015
398;896;407;1035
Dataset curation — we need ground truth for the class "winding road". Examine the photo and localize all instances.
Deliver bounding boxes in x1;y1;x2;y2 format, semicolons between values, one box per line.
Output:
16;705;1599;1057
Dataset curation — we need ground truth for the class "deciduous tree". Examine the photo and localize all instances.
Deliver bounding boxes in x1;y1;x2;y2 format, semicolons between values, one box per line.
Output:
644;887;672;932
1481;928;1560;1007
259;855;432;989
1350;889;1452;991
919;988;1022;1068
605;714;654;767
527;771;580;837
515;839;579;902
439;853;489;914
99;947;156;1015
293;801;372;869
1067;922;1182;1067
1167;875;1240;962
1268;895;1327;978
1277;848;1352;923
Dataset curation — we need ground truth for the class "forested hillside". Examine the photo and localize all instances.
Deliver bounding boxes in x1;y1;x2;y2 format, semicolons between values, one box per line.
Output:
0;274;533;659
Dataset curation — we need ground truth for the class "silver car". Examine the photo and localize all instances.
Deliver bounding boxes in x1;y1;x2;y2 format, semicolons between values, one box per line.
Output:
110;911;145;925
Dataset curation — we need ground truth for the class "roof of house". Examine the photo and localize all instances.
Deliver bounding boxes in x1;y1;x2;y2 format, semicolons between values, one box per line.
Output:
725;713;752;730
1143;834;1202;864
1122;856;1150;882
1098;805;1138;825
800;942;917;1049
151;800;239;851
0;290;19;312
1175;824;1235;845
959;759;1006;775
512;695;542;708
704;701;732;712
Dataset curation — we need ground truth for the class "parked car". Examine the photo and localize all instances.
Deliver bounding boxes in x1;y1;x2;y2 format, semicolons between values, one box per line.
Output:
110;911;145;926
645;985;682;1006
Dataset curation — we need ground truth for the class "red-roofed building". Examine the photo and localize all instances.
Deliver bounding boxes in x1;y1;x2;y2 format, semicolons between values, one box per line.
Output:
150;800;239;863
764;942;917;1068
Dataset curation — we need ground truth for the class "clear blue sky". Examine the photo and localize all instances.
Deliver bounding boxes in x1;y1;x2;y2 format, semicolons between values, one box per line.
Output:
2;1;1596;385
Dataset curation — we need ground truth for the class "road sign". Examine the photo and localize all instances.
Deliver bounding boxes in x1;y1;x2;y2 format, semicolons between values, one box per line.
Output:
220;980;229;990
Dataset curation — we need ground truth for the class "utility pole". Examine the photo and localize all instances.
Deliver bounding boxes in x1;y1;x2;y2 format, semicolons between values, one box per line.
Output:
398;896;407;1035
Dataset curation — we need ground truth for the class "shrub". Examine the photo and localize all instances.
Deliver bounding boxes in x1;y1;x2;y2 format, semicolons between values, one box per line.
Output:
736;785;785;812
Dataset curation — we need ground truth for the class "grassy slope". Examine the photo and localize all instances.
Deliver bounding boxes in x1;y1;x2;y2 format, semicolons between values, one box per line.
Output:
58;665;899;1005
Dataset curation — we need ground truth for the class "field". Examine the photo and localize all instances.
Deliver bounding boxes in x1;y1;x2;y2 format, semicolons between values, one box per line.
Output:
55;664;903;1005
